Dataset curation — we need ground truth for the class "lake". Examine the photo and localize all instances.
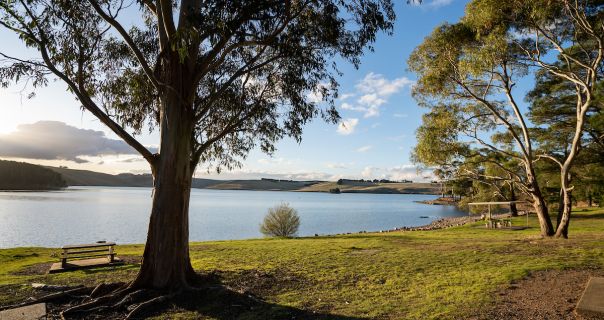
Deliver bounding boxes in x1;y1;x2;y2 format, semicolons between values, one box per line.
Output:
0;187;466;248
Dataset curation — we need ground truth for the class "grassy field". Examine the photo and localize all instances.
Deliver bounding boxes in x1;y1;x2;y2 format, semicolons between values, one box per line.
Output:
1;208;603;319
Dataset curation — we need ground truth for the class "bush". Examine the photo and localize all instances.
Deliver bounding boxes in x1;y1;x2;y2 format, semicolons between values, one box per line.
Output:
260;203;300;237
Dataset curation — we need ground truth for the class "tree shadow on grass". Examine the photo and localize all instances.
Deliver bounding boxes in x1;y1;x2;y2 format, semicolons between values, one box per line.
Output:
151;273;369;320
164;287;368;320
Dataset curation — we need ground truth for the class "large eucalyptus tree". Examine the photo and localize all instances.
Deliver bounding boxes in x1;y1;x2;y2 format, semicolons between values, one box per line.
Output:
0;0;395;294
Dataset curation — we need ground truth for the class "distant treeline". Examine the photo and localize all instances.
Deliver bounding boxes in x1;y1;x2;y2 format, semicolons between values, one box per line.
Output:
336;178;413;185
261;178;296;182
0;160;67;190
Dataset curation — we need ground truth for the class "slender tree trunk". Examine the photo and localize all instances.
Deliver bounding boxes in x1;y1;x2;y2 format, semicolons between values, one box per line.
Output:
525;163;555;237
556;188;564;226
556;169;573;239
531;191;554;237
131;54;197;290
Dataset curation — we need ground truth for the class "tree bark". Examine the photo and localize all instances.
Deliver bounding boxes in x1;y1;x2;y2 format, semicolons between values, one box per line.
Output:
525;163;555;237
130;52;198;290
556;170;573;239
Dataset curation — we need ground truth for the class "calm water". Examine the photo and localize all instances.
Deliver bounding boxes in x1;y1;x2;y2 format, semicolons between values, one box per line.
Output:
0;187;465;248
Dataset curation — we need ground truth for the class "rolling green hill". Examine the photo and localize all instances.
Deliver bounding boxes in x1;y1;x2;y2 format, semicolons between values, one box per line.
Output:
0;160;67;190
0;161;439;194
299;181;440;194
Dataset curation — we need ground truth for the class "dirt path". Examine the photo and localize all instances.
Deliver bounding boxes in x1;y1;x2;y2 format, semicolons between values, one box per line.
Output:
472;268;604;320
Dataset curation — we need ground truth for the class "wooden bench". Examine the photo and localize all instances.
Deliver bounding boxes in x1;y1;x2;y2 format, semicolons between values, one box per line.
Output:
49;242;123;273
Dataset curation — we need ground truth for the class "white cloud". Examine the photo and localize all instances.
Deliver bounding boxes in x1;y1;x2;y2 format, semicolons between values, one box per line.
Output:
356;145;373;153
358;93;386;107
340;73;415;118
361;166;378;178
307;91;323;104
357;73;415;96
386;165;423;181
393;113;408;118
0;121;156;163
195;168;342;181
119;157;146;163
339;93;355;101
425;0;454;9
327;162;348;169
341;102;362;111
356;164;432;182
257;157;291;165
337;118;359;135
307;82;331;103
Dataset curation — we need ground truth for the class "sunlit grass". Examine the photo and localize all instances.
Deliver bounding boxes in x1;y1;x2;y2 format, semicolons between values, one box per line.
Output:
1;208;603;319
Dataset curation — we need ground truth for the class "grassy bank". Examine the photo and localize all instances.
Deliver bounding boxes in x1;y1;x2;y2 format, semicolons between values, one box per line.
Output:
1;208;604;319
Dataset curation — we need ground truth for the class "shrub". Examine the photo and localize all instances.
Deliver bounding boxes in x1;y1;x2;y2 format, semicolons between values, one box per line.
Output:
260;203;300;237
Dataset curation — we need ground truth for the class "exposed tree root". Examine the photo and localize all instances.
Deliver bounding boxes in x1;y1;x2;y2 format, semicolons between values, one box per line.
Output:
59;285;143;319
4;273;232;319
90;282;126;298
0;286;90;311
125;293;173;320
49;283;184;319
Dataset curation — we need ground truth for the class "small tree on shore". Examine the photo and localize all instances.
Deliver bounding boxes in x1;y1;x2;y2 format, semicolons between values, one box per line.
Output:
260;203;300;238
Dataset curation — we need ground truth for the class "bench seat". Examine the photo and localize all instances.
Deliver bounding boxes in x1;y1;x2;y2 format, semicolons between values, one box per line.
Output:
48;242;124;273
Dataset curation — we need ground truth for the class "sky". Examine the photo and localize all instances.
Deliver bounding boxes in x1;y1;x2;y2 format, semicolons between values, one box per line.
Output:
0;0;470;181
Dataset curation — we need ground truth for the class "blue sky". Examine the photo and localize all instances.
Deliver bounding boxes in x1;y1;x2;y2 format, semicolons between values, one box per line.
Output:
0;0;469;181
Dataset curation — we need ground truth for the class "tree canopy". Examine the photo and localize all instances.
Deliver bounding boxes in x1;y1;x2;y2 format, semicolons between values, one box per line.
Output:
409;0;604;237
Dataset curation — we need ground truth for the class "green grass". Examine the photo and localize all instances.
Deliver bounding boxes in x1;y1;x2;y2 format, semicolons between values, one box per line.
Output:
2;208;604;319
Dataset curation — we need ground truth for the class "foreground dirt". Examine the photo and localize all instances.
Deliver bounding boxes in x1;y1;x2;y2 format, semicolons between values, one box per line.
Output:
472;268;604;320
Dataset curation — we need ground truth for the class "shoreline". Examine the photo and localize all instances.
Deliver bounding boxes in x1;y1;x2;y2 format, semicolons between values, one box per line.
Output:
0;212;523;249
333;211;522;236
415;196;459;206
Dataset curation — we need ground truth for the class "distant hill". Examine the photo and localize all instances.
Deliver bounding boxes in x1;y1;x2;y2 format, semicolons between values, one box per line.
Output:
205;178;320;191
46;166;440;194
0;160;67;190
0;161;439;194
48;166;217;189
299;181;439;195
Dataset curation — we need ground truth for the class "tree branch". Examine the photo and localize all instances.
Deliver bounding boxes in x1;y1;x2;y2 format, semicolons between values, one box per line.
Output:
88;0;160;91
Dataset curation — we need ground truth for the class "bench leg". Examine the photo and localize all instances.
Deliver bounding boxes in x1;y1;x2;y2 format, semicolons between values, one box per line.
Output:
61;258;67;268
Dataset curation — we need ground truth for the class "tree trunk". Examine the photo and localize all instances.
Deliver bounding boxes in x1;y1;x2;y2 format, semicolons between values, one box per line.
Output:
525;164;555;237
531;192;554;237
130;55;197;290
555;170;573;239
131;160;196;290
509;183;518;217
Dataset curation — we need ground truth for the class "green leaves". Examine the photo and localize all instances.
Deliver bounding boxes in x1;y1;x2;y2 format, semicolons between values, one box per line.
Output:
0;0;396;171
